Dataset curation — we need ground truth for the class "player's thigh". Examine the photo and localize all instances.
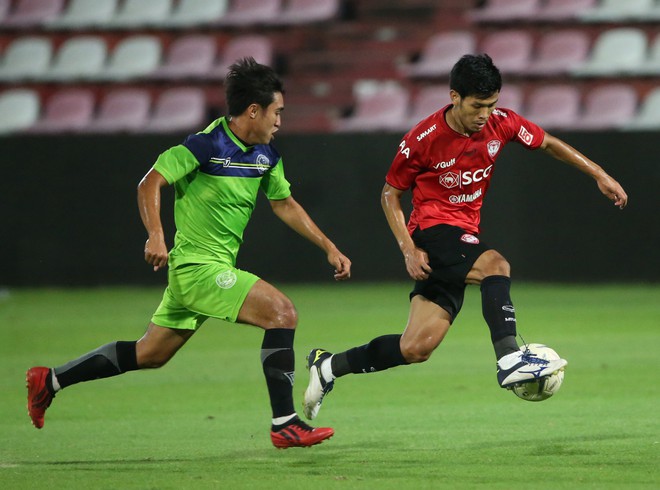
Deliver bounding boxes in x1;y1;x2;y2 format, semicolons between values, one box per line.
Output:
237;279;297;330
400;295;452;362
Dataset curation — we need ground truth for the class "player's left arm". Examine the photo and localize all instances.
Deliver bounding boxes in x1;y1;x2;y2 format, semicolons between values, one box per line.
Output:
269;196;352;280
540;132;628;209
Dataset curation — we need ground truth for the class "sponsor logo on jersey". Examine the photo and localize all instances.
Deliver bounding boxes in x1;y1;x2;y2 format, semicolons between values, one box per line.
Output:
416;124;437;141
449;188;482;204
433;157;456;170
493;109;508;117
487;140;501;158
518;125;534;145
215;270;237;289
438;165;493;188
460;233;480;244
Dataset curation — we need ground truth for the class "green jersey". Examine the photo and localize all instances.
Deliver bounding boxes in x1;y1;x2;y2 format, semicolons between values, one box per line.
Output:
153;117;291;269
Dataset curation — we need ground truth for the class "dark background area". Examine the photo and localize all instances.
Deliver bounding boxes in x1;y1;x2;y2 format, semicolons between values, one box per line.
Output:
1;131;657;286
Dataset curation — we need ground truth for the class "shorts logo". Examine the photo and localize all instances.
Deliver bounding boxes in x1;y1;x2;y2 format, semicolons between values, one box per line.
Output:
487;140;501;157
215;270;237;289
460;234;480;244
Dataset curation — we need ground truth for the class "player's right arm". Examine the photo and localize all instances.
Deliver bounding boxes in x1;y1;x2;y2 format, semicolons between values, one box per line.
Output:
381;183;432;281
137;168;169;271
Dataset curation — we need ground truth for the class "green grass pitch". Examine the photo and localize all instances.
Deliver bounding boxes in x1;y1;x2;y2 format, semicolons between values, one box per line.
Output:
1;283;658;489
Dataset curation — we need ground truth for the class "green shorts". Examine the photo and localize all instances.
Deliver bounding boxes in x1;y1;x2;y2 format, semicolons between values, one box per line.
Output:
151;263;260;330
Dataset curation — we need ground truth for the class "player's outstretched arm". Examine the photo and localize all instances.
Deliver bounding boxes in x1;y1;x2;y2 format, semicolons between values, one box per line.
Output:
269;196;352;281
137;168;170;271
540;133;628;209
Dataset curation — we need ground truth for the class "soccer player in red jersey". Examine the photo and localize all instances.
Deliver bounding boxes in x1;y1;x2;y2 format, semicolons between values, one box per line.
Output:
303;54;628;420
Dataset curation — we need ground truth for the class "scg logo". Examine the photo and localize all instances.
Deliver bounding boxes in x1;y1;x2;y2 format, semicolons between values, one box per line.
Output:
439;165;493;188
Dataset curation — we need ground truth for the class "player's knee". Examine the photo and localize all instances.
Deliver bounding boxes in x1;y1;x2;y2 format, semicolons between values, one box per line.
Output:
480;250;510;277
137;351;172;369
270;297;298;329
400;341;434;364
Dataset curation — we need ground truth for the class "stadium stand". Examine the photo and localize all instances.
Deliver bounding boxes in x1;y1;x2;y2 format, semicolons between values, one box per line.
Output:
534;0;597;22
100;35;162;81
45;35;107;81
1;0;63;28
522;85;581;130
26;88;94;133
0;36;52;81
399;31;477;79
45;0;117;30
162;0;228;28
625;87;660;129
143;87;206;133
334;80;410;132
84;88;151;133
572;84;638;130
479;30;534;75
579;0;654;22
572;28;648;77
210;35;274;79
525;30;590;77
217;0;281;27
0;88;40;133
497;84;524;114
467;0;540;24
151;34;217;80
107;0;172;29
272;0;342;26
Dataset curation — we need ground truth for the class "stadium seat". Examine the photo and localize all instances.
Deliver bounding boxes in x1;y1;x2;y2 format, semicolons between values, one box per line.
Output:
629;33;660;76
334;80;410;132
400;85;448;130
523;85;581;130
2;0;64;28
625;88;660;130
151;35;217;80
580;0;654;22
525;30;590;77
497;84;524;114
144;88;207;133
400;31;476;79
467;0;540;23
26;88;95;133
84;89;151;133
218;0;281;27
0;0;11;22
162;0;228;28
101;35;162;81
572;84;638;130
272;0;341;25
46;0;117;29
0;36;53;81
108;0;172;28
211;35;274;78
0;89;40;134
572;28;648;77
46;36;107;81
480;30;534;75
534;0;597;22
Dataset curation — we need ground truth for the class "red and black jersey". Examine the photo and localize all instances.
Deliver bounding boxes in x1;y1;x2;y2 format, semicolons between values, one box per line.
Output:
386;104;545;235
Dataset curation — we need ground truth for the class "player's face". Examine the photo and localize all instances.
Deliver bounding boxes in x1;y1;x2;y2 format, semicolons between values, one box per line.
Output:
254;92;283;144
451;91;499;134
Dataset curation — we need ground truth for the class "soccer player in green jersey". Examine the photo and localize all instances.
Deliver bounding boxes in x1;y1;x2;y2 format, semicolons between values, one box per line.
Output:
26;57;352;449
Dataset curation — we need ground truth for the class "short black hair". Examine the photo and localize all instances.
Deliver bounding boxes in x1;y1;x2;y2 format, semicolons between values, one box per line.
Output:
450;54;502;99
225;57;284;117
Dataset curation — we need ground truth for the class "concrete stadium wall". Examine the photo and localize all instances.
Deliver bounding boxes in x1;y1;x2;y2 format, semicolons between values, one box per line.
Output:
1;131;657;286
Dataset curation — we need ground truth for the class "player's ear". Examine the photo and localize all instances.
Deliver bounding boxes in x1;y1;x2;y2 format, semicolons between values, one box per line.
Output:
248;103;259;119
449;90;461;106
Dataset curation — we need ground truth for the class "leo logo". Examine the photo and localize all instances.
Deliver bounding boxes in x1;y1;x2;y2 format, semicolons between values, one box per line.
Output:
215;270;237;289
439;171;460;189
487;140;501;157
518;126;534;145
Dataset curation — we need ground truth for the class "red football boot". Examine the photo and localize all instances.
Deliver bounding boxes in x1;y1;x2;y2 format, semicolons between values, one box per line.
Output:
270;418;334;449
26;367;55;429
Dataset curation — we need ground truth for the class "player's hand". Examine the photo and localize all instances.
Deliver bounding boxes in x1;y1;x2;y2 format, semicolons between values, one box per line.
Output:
597;174;628;209
328;250;352;281
144;237;168;272
404;247;432;281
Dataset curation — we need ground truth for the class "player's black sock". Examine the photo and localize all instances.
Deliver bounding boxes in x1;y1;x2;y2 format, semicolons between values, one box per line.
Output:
481;275;519;359
261;328;296;419
54;341;138;389
331;334;408;377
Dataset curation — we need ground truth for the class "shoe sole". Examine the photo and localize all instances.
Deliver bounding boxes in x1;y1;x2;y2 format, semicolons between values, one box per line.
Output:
500;359;567;388
302;365;324;420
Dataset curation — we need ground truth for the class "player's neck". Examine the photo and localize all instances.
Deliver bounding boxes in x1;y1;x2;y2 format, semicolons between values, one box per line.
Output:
446;107;471;137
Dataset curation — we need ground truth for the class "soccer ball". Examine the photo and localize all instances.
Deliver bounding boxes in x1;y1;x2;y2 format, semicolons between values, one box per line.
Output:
512;343;565;402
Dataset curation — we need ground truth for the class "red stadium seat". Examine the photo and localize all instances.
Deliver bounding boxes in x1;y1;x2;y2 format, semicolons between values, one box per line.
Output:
400;31;477;79
467;0;540;23
84;89;151;133
525;30;591;77
572;84;638;130
523;85;581;130
27;89;95;133
151;34;217;80
480;30;534;76
144;88;207;133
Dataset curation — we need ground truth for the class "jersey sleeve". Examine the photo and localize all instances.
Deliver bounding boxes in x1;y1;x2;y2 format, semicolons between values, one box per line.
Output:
506;111;545;150
385;134;425;190
261;158;292;200
153;144;200;184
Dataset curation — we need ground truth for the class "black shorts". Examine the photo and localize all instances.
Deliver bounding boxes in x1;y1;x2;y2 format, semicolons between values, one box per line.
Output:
410;224;491;321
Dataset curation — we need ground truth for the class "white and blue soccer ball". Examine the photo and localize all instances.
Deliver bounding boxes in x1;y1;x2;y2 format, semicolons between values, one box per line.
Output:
512;343;565;402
